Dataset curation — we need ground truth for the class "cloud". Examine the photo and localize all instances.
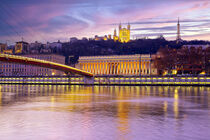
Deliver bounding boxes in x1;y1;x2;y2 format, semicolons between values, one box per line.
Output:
0;0;210;43
132;26;176;31
132;32;176;38
123;19;210;25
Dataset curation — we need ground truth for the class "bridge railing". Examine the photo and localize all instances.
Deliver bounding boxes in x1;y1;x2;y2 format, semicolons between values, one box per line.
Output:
0;54;94;77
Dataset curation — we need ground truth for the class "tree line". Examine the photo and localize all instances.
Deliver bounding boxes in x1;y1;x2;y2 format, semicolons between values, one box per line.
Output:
153;46;210;75
60;37;210;66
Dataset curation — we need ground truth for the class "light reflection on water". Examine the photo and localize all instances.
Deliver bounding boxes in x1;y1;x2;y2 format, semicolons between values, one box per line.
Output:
0;85;209;140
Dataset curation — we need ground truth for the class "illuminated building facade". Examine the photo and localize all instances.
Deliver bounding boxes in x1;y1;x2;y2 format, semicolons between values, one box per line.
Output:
114;23;130;43
0;43;13;54
94;35;109;41
0;43;7;53
15;41;29;54
0;54;65;76
77;54;157;76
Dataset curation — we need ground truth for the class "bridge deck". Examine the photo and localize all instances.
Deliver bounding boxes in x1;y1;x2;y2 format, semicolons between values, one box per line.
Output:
0;54;93;77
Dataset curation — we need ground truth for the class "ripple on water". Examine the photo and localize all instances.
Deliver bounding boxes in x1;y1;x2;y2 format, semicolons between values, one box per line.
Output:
0;85;210;140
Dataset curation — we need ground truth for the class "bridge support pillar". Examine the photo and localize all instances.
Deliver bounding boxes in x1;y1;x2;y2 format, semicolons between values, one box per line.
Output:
84;77;94;85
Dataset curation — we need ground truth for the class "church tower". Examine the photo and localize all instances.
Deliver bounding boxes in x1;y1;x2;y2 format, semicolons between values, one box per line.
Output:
176;18;181;43
113;23;130;43
119;23;122;30
113;29;118;42
118;23;131;43
114;29;117;36
127;22;130;30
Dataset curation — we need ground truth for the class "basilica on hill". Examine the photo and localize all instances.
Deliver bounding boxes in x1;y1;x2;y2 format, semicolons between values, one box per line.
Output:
94;23;131;43
113;23;131;43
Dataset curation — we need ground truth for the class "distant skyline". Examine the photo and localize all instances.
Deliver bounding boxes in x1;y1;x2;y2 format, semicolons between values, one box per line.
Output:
0;0;210;44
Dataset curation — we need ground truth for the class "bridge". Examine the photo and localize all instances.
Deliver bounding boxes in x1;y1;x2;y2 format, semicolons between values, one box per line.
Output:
0;54;94;77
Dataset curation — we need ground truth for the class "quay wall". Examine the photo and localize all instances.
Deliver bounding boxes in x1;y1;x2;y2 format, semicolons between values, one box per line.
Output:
0;76;209;86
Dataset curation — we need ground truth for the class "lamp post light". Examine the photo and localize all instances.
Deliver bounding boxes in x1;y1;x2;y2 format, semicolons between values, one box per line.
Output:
139;52;141;77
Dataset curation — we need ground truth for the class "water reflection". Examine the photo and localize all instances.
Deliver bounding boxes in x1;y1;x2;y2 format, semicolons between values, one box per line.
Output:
0;85;209;140
174;89;179;119
0;85;210;116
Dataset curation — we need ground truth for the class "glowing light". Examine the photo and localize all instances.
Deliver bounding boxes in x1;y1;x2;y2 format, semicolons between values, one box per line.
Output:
172;69;177;75
164;101;168;114
200;71;205;75
174;89;179;119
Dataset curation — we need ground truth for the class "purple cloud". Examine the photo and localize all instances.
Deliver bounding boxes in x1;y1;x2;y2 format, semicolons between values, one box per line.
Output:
0;0;210;44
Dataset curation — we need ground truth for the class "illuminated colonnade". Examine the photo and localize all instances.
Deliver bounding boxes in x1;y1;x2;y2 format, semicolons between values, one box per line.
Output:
78;54;156;76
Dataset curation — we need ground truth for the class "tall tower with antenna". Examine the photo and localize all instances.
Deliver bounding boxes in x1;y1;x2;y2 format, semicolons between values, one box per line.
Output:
176;18;181;43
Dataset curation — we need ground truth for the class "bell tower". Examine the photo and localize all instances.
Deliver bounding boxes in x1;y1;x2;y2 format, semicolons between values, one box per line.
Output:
119;23;122;30
127;22;130;30
114;29;117;36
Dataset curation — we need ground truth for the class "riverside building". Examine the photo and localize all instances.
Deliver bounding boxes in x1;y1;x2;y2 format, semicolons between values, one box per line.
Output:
77;54;157;76
0;54;65;76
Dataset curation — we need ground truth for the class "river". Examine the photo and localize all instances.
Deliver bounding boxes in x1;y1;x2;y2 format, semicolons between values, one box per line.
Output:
0;85;209;140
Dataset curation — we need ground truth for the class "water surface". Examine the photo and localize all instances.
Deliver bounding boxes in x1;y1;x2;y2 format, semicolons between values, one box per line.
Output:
0;85;209;140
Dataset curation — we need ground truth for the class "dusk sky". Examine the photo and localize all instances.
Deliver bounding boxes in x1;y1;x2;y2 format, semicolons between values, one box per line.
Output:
0;0;210;44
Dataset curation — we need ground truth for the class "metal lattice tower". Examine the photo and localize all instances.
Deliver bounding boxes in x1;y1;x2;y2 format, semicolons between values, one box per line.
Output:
176;18;181;43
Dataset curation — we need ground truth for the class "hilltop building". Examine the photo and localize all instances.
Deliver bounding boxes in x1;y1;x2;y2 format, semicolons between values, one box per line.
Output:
94;34;112;41
95;35;108;41
114;23;131;43
94;23;131;43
